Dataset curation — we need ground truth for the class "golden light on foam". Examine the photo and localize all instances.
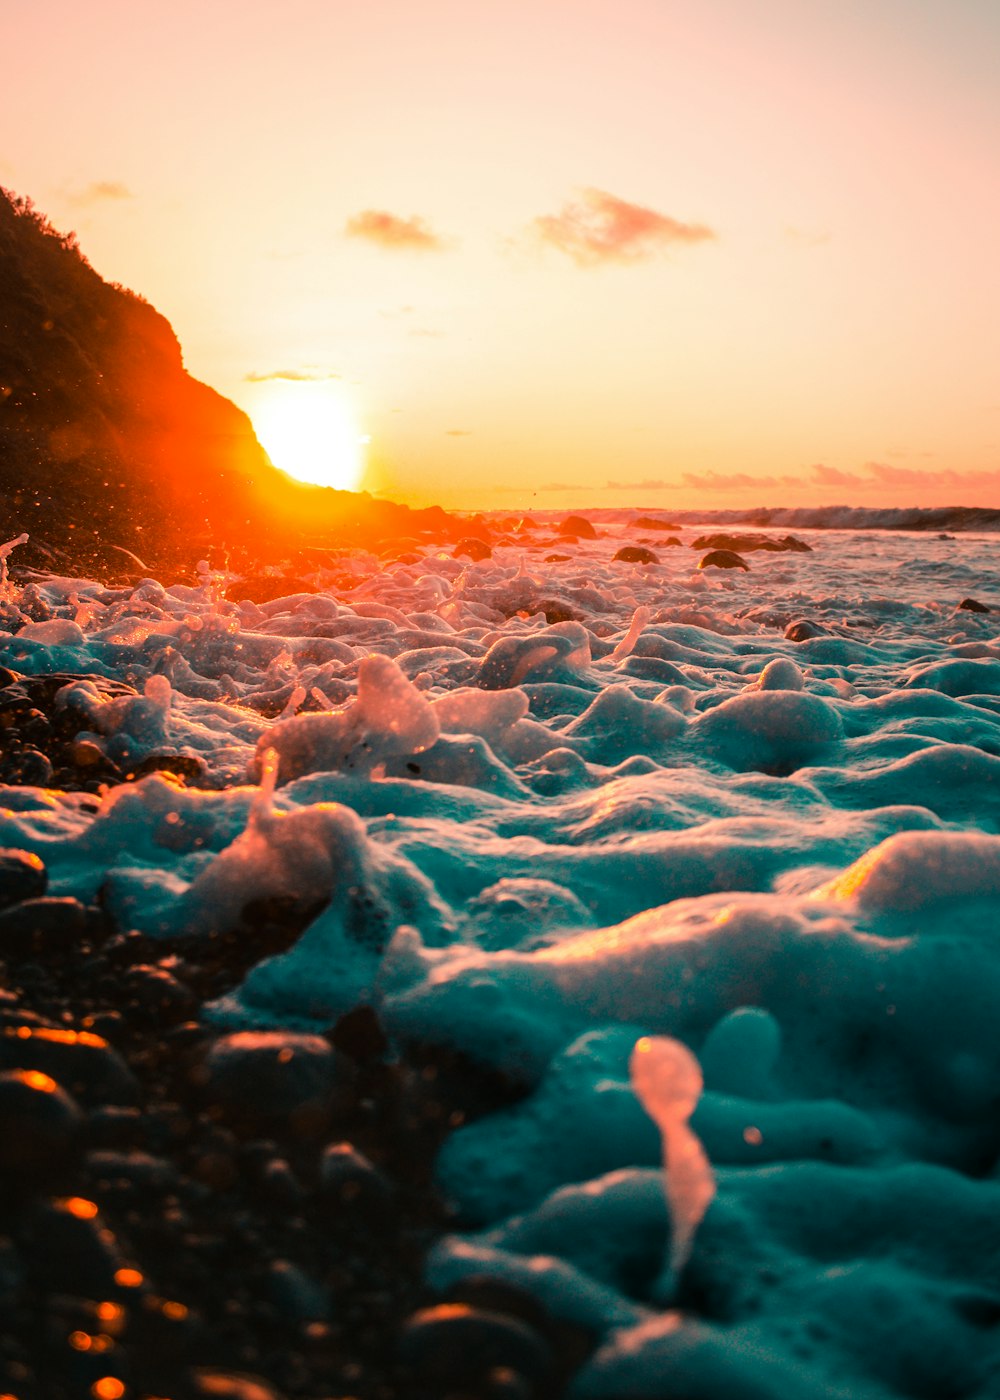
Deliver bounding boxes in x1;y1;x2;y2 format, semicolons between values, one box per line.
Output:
248;380;368;490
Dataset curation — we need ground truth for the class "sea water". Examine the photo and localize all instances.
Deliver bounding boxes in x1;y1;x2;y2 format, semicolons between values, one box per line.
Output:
2;513;1000;1399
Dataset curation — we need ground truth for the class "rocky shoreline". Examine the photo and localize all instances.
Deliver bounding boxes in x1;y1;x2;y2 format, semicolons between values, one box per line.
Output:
0;763;593;1400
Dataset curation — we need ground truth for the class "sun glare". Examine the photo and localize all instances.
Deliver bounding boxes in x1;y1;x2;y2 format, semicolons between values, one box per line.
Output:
249;381;367;490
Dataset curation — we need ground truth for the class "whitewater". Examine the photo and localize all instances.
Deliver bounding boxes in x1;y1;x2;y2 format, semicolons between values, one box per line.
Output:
2;512;1000;1399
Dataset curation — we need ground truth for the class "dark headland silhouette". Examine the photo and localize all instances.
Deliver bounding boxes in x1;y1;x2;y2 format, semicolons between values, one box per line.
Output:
0;188;462;576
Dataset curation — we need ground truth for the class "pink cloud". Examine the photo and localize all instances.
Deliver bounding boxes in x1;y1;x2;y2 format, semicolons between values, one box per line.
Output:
345;209;446;251
532;188;715;266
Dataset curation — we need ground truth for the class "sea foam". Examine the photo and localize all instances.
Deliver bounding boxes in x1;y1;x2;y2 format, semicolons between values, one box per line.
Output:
2;516;1000;1397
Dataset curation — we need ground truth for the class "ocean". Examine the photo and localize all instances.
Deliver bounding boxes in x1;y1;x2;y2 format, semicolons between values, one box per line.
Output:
2;510;999;1398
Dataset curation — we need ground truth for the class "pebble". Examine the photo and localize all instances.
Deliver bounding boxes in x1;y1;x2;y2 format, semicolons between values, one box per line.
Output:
0;848;47;911
398;1303;553;1388
0;1025;142;1106
121;964;198;1024
85;1148;178;1195
613;545;658;564
0;1068;84;1175
698;549;749;570
319;1142;394;1217
195;1032;343;1134
0;895;89;955
24;1195;133;1297
453;537;492;561
265;1258;331;1323
2;748;53;785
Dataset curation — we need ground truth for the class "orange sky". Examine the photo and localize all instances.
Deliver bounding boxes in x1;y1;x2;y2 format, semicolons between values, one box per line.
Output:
3;0;999;510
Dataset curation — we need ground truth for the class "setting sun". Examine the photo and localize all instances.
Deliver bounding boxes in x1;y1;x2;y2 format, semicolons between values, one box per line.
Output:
248;381;367;491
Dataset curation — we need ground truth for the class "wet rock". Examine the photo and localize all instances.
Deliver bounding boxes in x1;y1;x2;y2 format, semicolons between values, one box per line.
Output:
698;549;749;571
1;748;53;785
399;1303;553;1388
557;515;597;539
253;1155;307;1208
544;553;572;562
195;1032;344;1135
86;1104;146;1149
0;849;47;911
0;1025;141;1106
692;531;811;553
319;1142;394;1216
959;597;991;613
121;964;198;1025
453;537;492;561
85;1149;178;1196
265;1258;331;1323
0;1068;84;1175
784;618;827;641
0;895;89;956
631;516;680;531
23;1196;133;1297
613;545;658;565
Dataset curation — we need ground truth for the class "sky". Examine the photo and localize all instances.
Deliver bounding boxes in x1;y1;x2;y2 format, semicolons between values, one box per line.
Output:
3;0;999;511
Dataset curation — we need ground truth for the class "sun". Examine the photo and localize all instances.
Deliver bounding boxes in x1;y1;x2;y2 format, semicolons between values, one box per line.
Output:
249;381;368;490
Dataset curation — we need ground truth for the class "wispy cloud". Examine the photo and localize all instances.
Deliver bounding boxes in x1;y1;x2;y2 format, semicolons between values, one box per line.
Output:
535;481;588;493
532;188;714;266
445;429;472;436
345;209;446;251
243;369;340;383
67;181;133;205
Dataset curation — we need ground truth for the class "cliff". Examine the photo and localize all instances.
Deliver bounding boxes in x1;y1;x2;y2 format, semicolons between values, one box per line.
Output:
0;189;456;574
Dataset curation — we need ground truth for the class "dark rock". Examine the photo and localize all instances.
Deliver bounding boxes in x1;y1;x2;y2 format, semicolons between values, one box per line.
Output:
2;748;53;785
195;1032;343;1135
698;549;749;571
0;848;47;911
399;1304;553;1387
265;1258;331;1323
784;618;827;641
0;895;88;955
631;516;680;530
0;1068;84;1174
692;532;811;553
253;1156;307;1207
0;1025;141;1106
557;515;597;539
959;597;991;613
121;964;198;1024
86;1104;146;1149
319;1142;394;1216
84;1149;178;1195
23;1195;132;1297
453;537;492;561
543;553;572;562
613;545;658;565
